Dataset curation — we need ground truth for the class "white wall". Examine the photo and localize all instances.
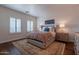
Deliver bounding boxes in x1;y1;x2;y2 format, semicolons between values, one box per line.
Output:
37;6;79;33
0;6;37;44
36;5;79;32
37;17;79;33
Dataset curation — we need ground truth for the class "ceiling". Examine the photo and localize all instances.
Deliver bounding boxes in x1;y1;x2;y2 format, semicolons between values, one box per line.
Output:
1;4;79;19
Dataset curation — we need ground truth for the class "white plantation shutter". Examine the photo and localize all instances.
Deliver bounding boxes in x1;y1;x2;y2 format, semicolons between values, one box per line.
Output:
10;17;16;33
27;20;33;32
16;19;21;32
10;17;21;33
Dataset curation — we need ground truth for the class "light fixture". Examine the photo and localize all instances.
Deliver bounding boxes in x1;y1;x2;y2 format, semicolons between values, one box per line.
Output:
25;11;29;14
59;24;65;28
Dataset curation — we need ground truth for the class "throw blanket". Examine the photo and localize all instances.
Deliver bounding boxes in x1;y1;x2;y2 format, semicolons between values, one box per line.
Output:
26;31;55;43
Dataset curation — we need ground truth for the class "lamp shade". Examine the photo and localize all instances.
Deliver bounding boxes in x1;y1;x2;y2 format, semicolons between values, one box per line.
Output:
59;24;65;28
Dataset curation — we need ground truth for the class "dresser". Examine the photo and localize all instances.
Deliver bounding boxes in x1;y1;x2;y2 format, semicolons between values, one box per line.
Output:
56;32;69;42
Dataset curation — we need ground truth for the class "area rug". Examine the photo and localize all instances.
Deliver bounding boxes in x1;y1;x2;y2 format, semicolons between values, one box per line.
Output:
12;39;65;55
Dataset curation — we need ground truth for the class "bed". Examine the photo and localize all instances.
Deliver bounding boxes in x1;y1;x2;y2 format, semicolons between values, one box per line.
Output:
26;31;56;48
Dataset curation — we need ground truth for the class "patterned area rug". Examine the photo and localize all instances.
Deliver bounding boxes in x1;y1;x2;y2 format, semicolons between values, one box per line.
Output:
12;39;65;55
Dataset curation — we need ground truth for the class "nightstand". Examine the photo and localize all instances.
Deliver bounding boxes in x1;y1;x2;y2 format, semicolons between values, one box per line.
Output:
56;32;69;42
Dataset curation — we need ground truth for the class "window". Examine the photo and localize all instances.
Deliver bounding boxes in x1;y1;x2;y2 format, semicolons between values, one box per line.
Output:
27;20;33;32
10;17;21;33
10;17;16;33
16;19;21;32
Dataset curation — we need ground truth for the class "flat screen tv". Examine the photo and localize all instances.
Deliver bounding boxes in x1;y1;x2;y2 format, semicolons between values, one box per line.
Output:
45;19;55;24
